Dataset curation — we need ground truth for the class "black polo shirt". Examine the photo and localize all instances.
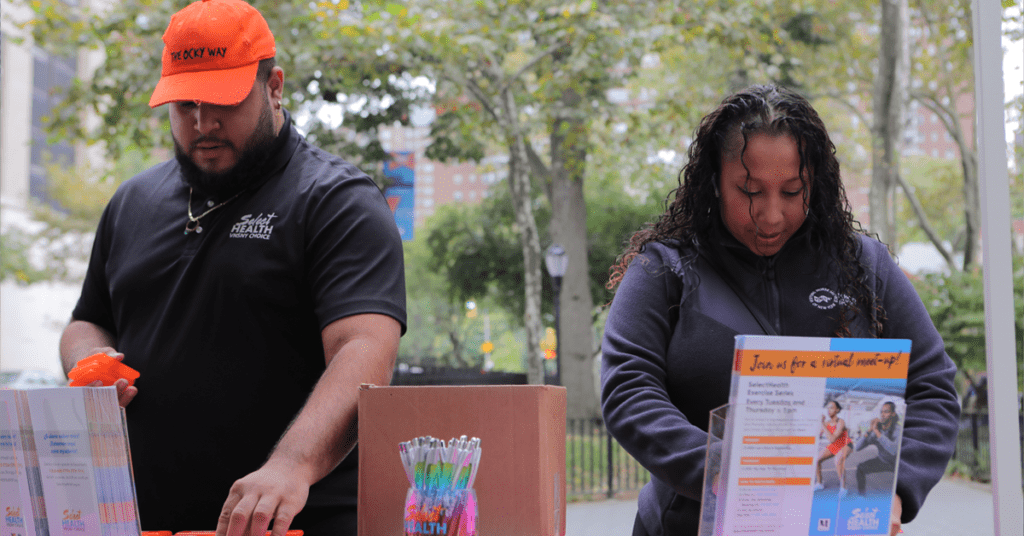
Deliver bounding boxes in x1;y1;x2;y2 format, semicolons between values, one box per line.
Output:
72;118;406;530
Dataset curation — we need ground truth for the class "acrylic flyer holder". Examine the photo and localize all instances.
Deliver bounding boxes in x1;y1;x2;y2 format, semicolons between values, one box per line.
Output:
697;403;811;535
698;336;910;536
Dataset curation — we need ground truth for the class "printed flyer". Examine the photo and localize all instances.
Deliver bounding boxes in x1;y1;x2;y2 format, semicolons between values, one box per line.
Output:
25;387;140;536
709;336;908;536
1;389;47;536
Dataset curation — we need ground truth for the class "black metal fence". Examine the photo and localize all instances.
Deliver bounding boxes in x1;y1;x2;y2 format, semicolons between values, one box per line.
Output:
952;411;989;479
566;418;651;500
951;410;1024;483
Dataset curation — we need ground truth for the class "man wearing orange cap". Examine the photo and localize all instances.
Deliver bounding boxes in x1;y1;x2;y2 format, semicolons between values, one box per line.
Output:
58;1;406;535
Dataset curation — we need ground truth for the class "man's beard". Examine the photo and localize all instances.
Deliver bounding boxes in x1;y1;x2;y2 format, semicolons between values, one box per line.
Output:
175;97;277;198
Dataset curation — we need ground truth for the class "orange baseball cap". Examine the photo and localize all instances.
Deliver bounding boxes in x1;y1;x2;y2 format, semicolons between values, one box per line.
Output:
149;0;276;108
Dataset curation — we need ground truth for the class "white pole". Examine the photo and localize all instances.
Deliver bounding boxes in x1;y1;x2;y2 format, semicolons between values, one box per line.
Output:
971;1;1024;534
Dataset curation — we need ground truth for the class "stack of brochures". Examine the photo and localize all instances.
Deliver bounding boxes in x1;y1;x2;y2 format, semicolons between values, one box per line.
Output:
699;335;910;536
1;386;140;536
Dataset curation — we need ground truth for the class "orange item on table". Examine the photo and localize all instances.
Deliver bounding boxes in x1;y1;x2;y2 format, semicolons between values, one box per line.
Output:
142;532;173;536
67;352;140;387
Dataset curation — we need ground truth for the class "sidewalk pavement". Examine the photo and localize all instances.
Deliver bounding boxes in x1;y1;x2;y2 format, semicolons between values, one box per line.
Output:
565;476;995;536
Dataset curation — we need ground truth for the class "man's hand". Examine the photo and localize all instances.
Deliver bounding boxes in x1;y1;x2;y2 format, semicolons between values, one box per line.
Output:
104;378;138;407
213;313;399;536
889;494;903;536
215;459;312;536
81;349;138;407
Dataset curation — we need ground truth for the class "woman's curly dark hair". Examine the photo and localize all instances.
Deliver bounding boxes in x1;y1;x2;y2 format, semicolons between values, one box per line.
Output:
607;84;884;337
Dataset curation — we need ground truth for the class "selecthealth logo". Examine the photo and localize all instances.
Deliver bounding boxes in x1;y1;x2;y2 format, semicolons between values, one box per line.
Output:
846;507;881;531
5;505;25;527
61;509;85;532
808;288;852;310
229;213;278;240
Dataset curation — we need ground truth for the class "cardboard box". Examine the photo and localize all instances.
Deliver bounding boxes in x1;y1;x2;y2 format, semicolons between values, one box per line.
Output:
358;385;566;536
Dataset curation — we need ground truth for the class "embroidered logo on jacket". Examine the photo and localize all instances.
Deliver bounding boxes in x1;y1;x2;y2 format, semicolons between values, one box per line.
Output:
808;287;852;310
229;213;277;240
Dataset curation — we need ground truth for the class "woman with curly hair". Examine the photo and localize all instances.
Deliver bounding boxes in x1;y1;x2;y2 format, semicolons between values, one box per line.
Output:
600;84;959;536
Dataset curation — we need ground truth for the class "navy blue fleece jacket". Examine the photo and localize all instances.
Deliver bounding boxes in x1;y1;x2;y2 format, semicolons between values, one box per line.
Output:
601;226;960;535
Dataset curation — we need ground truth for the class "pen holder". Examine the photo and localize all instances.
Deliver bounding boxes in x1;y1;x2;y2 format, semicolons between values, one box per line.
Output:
403;488;477;536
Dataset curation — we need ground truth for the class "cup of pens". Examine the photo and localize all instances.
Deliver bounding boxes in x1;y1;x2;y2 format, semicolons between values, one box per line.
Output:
399;435;480;536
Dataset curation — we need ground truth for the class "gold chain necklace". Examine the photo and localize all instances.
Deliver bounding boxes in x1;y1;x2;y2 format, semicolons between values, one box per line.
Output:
184;187;243;235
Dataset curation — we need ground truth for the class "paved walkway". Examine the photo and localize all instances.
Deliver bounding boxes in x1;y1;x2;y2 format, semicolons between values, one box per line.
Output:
565;476;996;535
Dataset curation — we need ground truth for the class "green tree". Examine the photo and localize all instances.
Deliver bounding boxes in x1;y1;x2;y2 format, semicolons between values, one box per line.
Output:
906;0;981;269
412;148;662;367
20;0;1019;417
912;256;1024;389
0;148;160;283
402;230;527;371
0;230;48;285
896;155;964;254
1010;92;1023;225
339;0;678;414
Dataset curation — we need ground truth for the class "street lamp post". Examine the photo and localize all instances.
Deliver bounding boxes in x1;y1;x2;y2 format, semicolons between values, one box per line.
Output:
544;243;568;386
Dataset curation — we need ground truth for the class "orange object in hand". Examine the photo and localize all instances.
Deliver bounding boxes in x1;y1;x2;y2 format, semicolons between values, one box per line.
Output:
68;352;140;387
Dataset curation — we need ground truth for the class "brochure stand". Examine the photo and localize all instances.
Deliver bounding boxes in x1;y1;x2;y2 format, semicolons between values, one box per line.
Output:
698;336;909;536
697;404;726;536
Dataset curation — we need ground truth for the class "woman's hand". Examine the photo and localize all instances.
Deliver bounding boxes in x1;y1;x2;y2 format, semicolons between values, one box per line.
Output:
889;494;902;536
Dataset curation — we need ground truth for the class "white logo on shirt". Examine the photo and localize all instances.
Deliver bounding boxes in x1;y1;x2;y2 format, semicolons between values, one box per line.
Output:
808;287;852;310
229;213;277;240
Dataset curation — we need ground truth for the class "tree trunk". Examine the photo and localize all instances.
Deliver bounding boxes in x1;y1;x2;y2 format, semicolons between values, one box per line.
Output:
498;88;546;385
870;0;909;249
549;91;600;419
911;92;979;272
896;174;957;271
959;140;980;270
447;323;464;367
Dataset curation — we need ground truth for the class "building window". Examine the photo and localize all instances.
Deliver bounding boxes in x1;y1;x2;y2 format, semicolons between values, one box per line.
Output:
453;191;464;201
453;174;463;184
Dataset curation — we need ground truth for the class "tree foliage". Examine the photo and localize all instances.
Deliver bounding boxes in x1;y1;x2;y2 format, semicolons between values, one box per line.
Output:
401;233;526;370
9;0;1023;415
907;0;981;269
0;230;49;285
911;256;1024;387
422;191;529;316
897;155;965;249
